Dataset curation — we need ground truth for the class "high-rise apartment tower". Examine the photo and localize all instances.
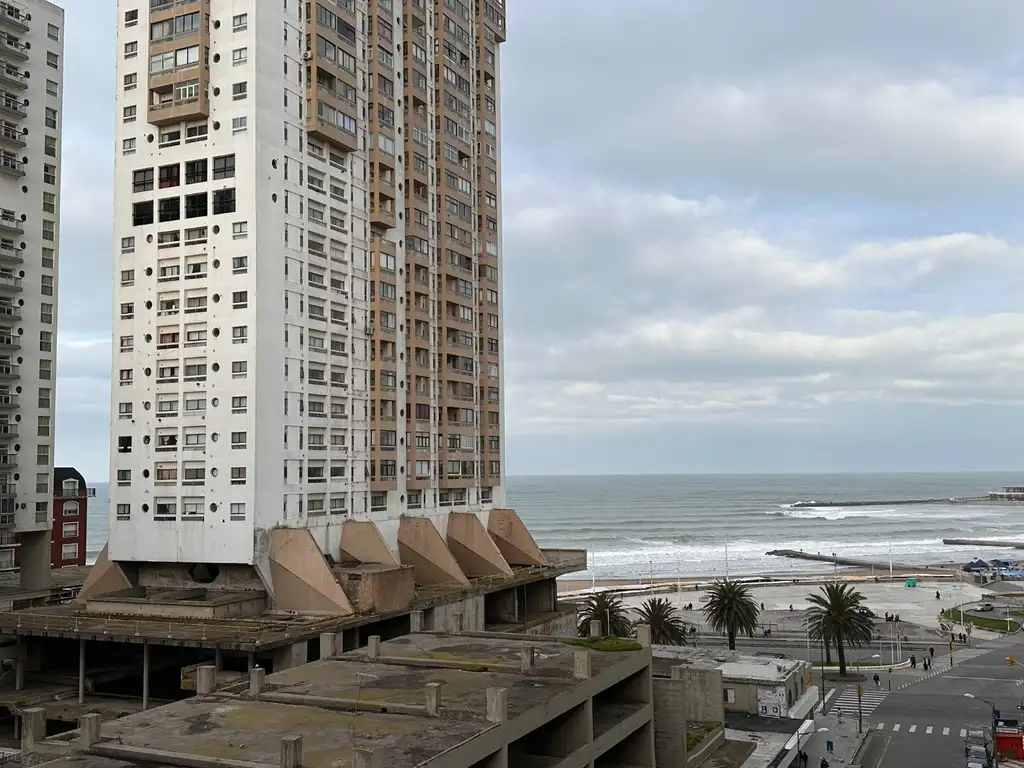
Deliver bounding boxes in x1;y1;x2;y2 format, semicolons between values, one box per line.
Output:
106;0;510;602
0;0;64;592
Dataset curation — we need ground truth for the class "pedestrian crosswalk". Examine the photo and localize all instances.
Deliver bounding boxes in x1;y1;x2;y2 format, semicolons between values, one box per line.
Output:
872;723;976;739
830;687;889;718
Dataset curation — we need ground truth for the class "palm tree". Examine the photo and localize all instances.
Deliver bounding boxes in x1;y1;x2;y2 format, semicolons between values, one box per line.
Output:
577;591;632;638
805;583;875;676
701;579;760;650
635;598;689;645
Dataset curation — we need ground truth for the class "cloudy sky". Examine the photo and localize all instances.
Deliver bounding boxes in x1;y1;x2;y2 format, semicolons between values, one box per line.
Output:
56;1;1024;480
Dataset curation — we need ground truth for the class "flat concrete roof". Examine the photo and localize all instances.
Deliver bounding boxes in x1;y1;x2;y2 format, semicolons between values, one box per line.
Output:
652;646;806;683
39;632;644;768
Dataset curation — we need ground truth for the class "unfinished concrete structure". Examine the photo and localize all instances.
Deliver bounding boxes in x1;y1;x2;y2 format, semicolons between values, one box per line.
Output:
0;545;583;737
25;629;656;768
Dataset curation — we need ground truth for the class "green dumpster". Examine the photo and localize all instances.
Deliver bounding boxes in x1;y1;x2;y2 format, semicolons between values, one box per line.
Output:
905;578;917;587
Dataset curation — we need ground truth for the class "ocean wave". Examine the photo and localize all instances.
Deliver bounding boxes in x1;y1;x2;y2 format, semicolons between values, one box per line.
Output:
766;507;911;521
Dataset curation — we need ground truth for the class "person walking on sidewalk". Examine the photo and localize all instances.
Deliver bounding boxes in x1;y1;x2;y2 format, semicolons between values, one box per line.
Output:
820;758;829;768
873;672;880;688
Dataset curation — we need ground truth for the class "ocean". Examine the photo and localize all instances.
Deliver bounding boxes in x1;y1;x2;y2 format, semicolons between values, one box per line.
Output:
85;472;1024;580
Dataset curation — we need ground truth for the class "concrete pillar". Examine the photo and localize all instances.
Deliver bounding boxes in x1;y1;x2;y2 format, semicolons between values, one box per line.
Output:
486;688;507;724
319;632;337;658
353;748;382;768
214;647;223;670
520;646;535;673
196;664;216;695
19;530;51;591
589;619;602;638
367;635;381;659
250;667;266;696
78;713;101;748
425;682;441;716
280;735;302;768
14;655;24;691
142;641;150;711
636;623;651;648
410;610;424;632
573;650;592;680
450;612;464;634
78;638;86;704
247;652;255;673
21;707;44;753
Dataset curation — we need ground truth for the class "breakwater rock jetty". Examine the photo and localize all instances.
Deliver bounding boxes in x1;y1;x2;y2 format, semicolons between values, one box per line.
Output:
943;538;1024;550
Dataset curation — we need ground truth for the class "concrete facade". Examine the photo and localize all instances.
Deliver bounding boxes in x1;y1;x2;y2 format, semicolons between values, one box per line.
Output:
28;630;657;768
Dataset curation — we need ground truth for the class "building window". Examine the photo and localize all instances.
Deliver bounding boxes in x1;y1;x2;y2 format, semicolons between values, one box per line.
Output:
123;73;137;91
231;396;247;413
213;154;235;179
232;326;248;344
38;389;51;409
213;188;236;214
230;502;245;520
230;466;246;485
232;221;247;238
232;291;247;308
47;51;60;68
232;82;247;100
38;360;51;381
124;41;137;58
40;303;53;324
232;13;248;31
124;9;138;26
39;331;52;353
115;503;130;521
231;431;247;449
41;275;54;296
43;164;56;185
46;79;58;96
232;116;247;133
62;522;78;539
61;543;78;561
724;688;736;704
123;105;136;122
42;220;55;242
44;136;57;157
231;360;247;379
36;445;49;466
232;47;248;65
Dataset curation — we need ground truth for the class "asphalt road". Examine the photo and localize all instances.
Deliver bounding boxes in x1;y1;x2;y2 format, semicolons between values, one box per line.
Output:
857;642;1024;768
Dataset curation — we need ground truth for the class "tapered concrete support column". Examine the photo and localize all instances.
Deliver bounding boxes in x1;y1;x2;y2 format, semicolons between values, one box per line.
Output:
14;656;23;691
78;713;101;748
250;667;266;696
520;646;535;673
367;635;381;659
410;610;424;632
21;707;44;753
425;682;441;716
196;664;216;695
78;638;86;704
142;641;151;711
319;632;337;658
280;735;302;768
353;747;382;768
247;652;255;673
486;688;507;724
573;650;592;680
590;620;602;638
214;647;223;670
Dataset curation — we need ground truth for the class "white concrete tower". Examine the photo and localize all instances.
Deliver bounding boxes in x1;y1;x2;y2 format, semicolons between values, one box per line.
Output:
96;0;535;610
0;0;64;591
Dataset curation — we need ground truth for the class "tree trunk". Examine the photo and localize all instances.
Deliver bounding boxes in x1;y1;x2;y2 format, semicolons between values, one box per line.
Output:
728;629;736;650
837;637;848;677
825;639;832;665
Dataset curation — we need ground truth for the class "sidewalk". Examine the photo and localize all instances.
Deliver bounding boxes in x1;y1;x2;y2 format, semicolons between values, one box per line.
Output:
803;712;865;766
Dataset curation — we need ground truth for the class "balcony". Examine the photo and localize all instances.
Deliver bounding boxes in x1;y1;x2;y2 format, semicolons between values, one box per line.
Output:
0;122;21;149
1;37;26;62
0;424;16;439
0;4;29;34
0;453;17;467
0;275;21;292
0;211;21;234
0;154;23;178
0;363;17;380
0;511;11;529
0;303;19;320
0;394;16;409
0;335;17;350
0;94;22;120
0;63;24;91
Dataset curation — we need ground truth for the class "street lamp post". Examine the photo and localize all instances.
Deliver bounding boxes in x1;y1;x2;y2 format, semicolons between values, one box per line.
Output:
855;654;881;734
964;693;998;768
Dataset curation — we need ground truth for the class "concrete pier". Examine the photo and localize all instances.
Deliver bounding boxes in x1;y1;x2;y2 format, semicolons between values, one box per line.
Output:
943;538;1024;550
766;549;929;570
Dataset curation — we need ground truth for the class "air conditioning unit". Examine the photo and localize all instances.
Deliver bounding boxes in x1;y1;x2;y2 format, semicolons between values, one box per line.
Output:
302;51;312;61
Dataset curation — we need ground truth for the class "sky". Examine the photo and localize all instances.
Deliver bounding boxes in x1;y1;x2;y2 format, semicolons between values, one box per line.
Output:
54;1;1024;480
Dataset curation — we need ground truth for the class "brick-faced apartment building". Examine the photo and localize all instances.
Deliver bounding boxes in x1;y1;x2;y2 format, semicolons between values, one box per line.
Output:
0;466;90;570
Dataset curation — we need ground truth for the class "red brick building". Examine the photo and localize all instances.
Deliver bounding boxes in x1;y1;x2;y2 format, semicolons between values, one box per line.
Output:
50;467;89;567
